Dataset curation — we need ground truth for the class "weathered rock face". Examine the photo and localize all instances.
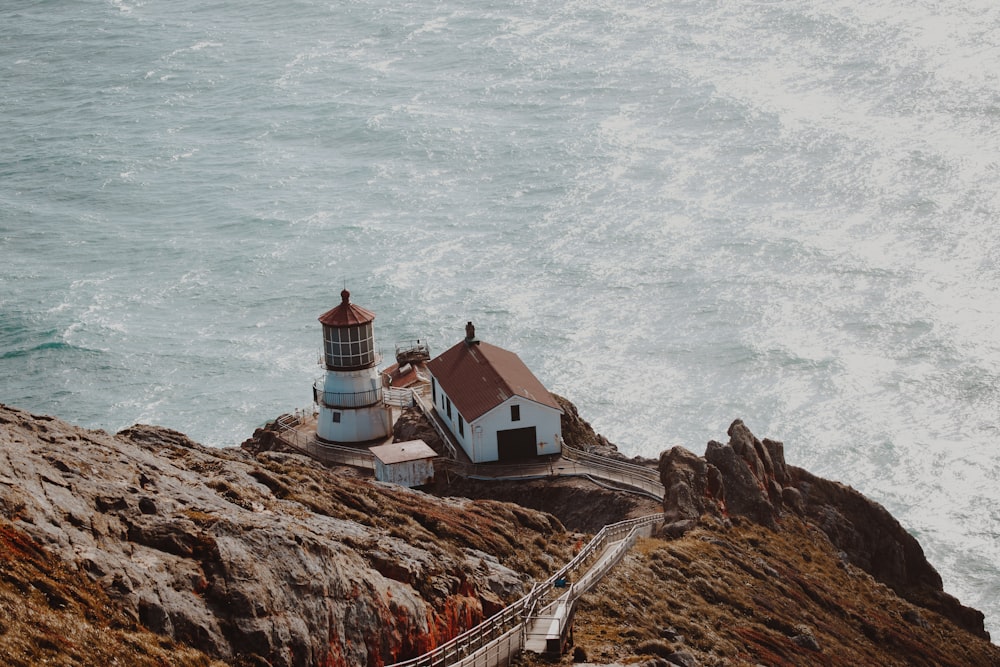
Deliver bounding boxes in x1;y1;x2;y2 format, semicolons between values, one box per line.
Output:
0;405;570;666
658;419;783;527
658;445;718;524
391;406;446;454
554;393;619;456
239;418;295;456
575;515;1000;667
657;418;990;641
787;465;989;639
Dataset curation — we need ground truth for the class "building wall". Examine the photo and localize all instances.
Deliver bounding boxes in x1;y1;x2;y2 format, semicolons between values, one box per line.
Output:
317;403;392;442
431;378;561;462
316;366;391;442
374;458;435;488
319;367;382;396
473;398;562;462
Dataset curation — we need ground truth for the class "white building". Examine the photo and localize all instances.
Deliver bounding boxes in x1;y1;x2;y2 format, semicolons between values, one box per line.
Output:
313;290;392;443
426;323;563;463
369;440;437;488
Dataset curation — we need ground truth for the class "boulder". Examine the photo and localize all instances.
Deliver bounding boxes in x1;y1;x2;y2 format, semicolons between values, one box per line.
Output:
705;438;777;529
658;446;723;522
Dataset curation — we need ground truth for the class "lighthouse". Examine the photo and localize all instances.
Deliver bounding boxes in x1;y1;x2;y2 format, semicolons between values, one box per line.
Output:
313;290;392;443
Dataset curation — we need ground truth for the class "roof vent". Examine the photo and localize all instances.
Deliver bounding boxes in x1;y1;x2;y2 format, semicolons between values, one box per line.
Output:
465;321;480;346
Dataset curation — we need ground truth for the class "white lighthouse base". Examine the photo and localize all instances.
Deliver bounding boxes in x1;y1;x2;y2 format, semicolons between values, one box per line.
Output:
317;403;392;444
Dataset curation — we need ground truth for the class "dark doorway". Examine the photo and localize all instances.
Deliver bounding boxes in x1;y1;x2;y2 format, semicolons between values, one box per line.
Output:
497;426;537;461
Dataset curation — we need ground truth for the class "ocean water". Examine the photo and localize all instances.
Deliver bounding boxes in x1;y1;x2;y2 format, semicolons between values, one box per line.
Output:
2;0;999;639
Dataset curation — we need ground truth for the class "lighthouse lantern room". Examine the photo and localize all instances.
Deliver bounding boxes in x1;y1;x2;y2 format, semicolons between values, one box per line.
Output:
313;290;392;443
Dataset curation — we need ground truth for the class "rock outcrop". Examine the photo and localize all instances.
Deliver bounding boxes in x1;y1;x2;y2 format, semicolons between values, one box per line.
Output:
554;393;659;465
787;464;989;639
658;418;990;641
575;514;1000;667
391;406;448;455
0;404;570;666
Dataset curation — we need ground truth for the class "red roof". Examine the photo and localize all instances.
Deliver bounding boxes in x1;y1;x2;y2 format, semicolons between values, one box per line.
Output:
427;336;562;422
318;290;375;327
381;361;422;388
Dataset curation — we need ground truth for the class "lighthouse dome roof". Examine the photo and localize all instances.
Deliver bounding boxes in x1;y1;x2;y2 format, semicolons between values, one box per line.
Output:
318;290;376;327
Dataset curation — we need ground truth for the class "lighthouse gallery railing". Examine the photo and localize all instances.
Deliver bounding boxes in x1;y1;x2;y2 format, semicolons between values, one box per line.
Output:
312;382;383;409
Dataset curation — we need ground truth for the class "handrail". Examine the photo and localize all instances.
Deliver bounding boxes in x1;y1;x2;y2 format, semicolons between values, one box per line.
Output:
386;512;663;667
561;442;662;484
438;455;664;502
413;391;459;459
271;417;376;470
395;340;432;364
312;382;384;409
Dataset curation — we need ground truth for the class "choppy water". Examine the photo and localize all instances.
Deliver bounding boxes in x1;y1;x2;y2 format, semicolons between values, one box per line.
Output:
2;0;999;639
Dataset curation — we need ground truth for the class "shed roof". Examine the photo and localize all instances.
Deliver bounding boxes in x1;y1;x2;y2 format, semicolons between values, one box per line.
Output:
318;290;376;327
426;334;562;422
369;440;438;464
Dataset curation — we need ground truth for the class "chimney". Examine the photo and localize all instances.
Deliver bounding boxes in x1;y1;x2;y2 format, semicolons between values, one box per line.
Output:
465;321;479;345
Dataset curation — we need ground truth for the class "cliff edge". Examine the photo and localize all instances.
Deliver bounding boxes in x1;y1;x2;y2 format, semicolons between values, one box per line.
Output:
558;420;999;667
0;404;571;666
658;419;988;640
0;405;995;667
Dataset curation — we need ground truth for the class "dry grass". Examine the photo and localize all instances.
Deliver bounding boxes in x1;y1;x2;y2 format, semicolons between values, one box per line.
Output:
0;519;225;667
569;516;1000;667
248;457;576;582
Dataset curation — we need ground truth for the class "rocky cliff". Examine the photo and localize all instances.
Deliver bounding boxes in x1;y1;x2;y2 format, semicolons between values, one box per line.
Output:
0;404;571;666
0;405;996;667
552;420;1000;667
657;419;989;640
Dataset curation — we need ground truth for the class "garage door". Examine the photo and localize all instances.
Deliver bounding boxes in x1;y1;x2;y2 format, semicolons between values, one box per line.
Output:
497;426;537;461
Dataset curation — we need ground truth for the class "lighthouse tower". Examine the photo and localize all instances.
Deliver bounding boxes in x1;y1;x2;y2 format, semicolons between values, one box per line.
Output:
313;290;392;443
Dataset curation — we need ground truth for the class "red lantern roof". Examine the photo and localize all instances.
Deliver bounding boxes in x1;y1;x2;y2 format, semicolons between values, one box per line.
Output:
318;290;376;327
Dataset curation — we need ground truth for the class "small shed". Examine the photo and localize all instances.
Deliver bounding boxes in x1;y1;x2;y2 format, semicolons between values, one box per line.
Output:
368;440;437;488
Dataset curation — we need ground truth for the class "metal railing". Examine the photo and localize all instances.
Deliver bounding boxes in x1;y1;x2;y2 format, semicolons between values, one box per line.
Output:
384;386;416;408
566;513;661;602
560;442;664;499
271;416;375;470
413;391;459;459
395;339;432;365
438;452;664;502
312;382;384;409
386;512;663;667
